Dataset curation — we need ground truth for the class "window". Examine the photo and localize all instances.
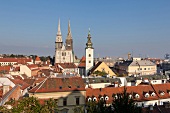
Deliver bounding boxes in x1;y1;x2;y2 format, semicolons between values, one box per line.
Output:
89;60;91;63
89;54;91;57
148;68;150;70
63;98;67;106
140;68;142;70
68;85;71;88
77;86;80;88
59;86;62;89
76;97;80;105
144;68;146;70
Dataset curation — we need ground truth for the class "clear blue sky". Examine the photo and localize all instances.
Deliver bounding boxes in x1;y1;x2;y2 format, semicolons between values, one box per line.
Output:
0;0;170;58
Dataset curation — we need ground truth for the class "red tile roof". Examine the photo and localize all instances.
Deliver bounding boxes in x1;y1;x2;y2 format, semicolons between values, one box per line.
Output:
35;56;41;61
0;58;32;64
29;77;85;93
27;64;39;70
9;79;30;90
56;63;77;69
86;84;170;104
78;56;86;67
0;66;11;72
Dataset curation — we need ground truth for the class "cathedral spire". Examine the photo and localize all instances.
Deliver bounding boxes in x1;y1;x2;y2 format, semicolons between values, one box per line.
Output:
57;18;61;36
67;19;72;39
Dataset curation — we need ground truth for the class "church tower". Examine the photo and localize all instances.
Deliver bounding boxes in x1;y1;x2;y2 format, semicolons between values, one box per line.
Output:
55;19;74;64
65;20;73;51
85;29;94;76
55;19;63;63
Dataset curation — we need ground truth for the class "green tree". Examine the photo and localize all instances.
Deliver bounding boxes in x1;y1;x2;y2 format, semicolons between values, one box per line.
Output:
11;96;42;113
73;106;84;113
41;98;58;113
112;87;142;113
86;100;113;113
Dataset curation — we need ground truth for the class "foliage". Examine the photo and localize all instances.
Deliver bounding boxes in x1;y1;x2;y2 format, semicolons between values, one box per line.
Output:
93;70;108;76
1;97;58;113
85;87;141;113
86;100;113;113
72;106;84;113
112;87;142;113
41;98;58;113
11;96;42;113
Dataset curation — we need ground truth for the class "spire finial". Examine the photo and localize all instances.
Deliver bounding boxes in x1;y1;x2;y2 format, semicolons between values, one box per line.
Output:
88;28;90;35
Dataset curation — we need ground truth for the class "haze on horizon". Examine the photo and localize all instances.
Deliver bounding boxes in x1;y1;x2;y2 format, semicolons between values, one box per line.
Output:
0;0;170;59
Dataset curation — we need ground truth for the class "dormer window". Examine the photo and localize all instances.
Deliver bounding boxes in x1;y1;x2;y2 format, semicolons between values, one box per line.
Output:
135;94;140;98
105;96;109;100
160;91;165;96
88;97;92;102
129;94;133;99
114;95;118;99
151;92;156;97
167;90;170;95
100;96;104;100
144;93;150;98
93;97;97;101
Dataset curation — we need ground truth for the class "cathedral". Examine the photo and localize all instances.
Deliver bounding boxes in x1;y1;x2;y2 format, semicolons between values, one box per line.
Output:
55;19;74;63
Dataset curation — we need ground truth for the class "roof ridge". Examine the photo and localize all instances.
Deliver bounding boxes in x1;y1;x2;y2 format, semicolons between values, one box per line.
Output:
34;77;48;93
0;85;19;106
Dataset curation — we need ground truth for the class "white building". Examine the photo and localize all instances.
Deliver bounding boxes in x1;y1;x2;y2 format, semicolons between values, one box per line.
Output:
85;29;94;76
55;19;74;63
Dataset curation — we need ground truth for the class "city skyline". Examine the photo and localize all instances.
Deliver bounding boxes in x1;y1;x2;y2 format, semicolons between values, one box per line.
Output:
0;1;170;58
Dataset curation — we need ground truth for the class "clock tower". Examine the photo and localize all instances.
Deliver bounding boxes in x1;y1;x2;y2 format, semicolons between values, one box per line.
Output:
85;29;94;76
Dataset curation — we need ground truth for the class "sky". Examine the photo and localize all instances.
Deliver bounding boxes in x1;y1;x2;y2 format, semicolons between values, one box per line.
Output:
0;0;170;59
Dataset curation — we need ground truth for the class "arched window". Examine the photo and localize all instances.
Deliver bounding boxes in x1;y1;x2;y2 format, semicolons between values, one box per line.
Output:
93;97;97;101
88;98;92;102
89;54;91;57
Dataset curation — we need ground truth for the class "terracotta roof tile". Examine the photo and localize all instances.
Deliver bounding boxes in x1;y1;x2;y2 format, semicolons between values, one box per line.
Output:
35;56;41;61
56;63;77;69
29;77;85;93
9;79;30;90
78;56;86;67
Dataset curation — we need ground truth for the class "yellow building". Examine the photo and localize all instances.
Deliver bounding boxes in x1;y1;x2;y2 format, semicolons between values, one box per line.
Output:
90;61;116;76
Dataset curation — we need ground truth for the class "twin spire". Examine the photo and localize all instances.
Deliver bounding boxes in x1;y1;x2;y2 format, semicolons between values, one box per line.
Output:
57;19;61;36
57;19;72;39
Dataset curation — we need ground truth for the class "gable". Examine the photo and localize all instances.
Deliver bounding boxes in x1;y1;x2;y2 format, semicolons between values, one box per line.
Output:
91;62;116;76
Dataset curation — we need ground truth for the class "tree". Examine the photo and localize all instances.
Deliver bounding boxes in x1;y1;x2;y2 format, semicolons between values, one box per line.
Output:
112;87;142;113
73;106;84;113
11;96;42;113
41;98;58;113
9;97;58;113
86;100;113;113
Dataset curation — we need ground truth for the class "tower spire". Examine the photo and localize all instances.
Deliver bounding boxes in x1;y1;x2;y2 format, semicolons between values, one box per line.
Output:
67;19;72;39
57;18;61;35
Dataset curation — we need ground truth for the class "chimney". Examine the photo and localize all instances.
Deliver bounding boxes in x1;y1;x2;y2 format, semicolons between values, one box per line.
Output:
3;85;10;95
